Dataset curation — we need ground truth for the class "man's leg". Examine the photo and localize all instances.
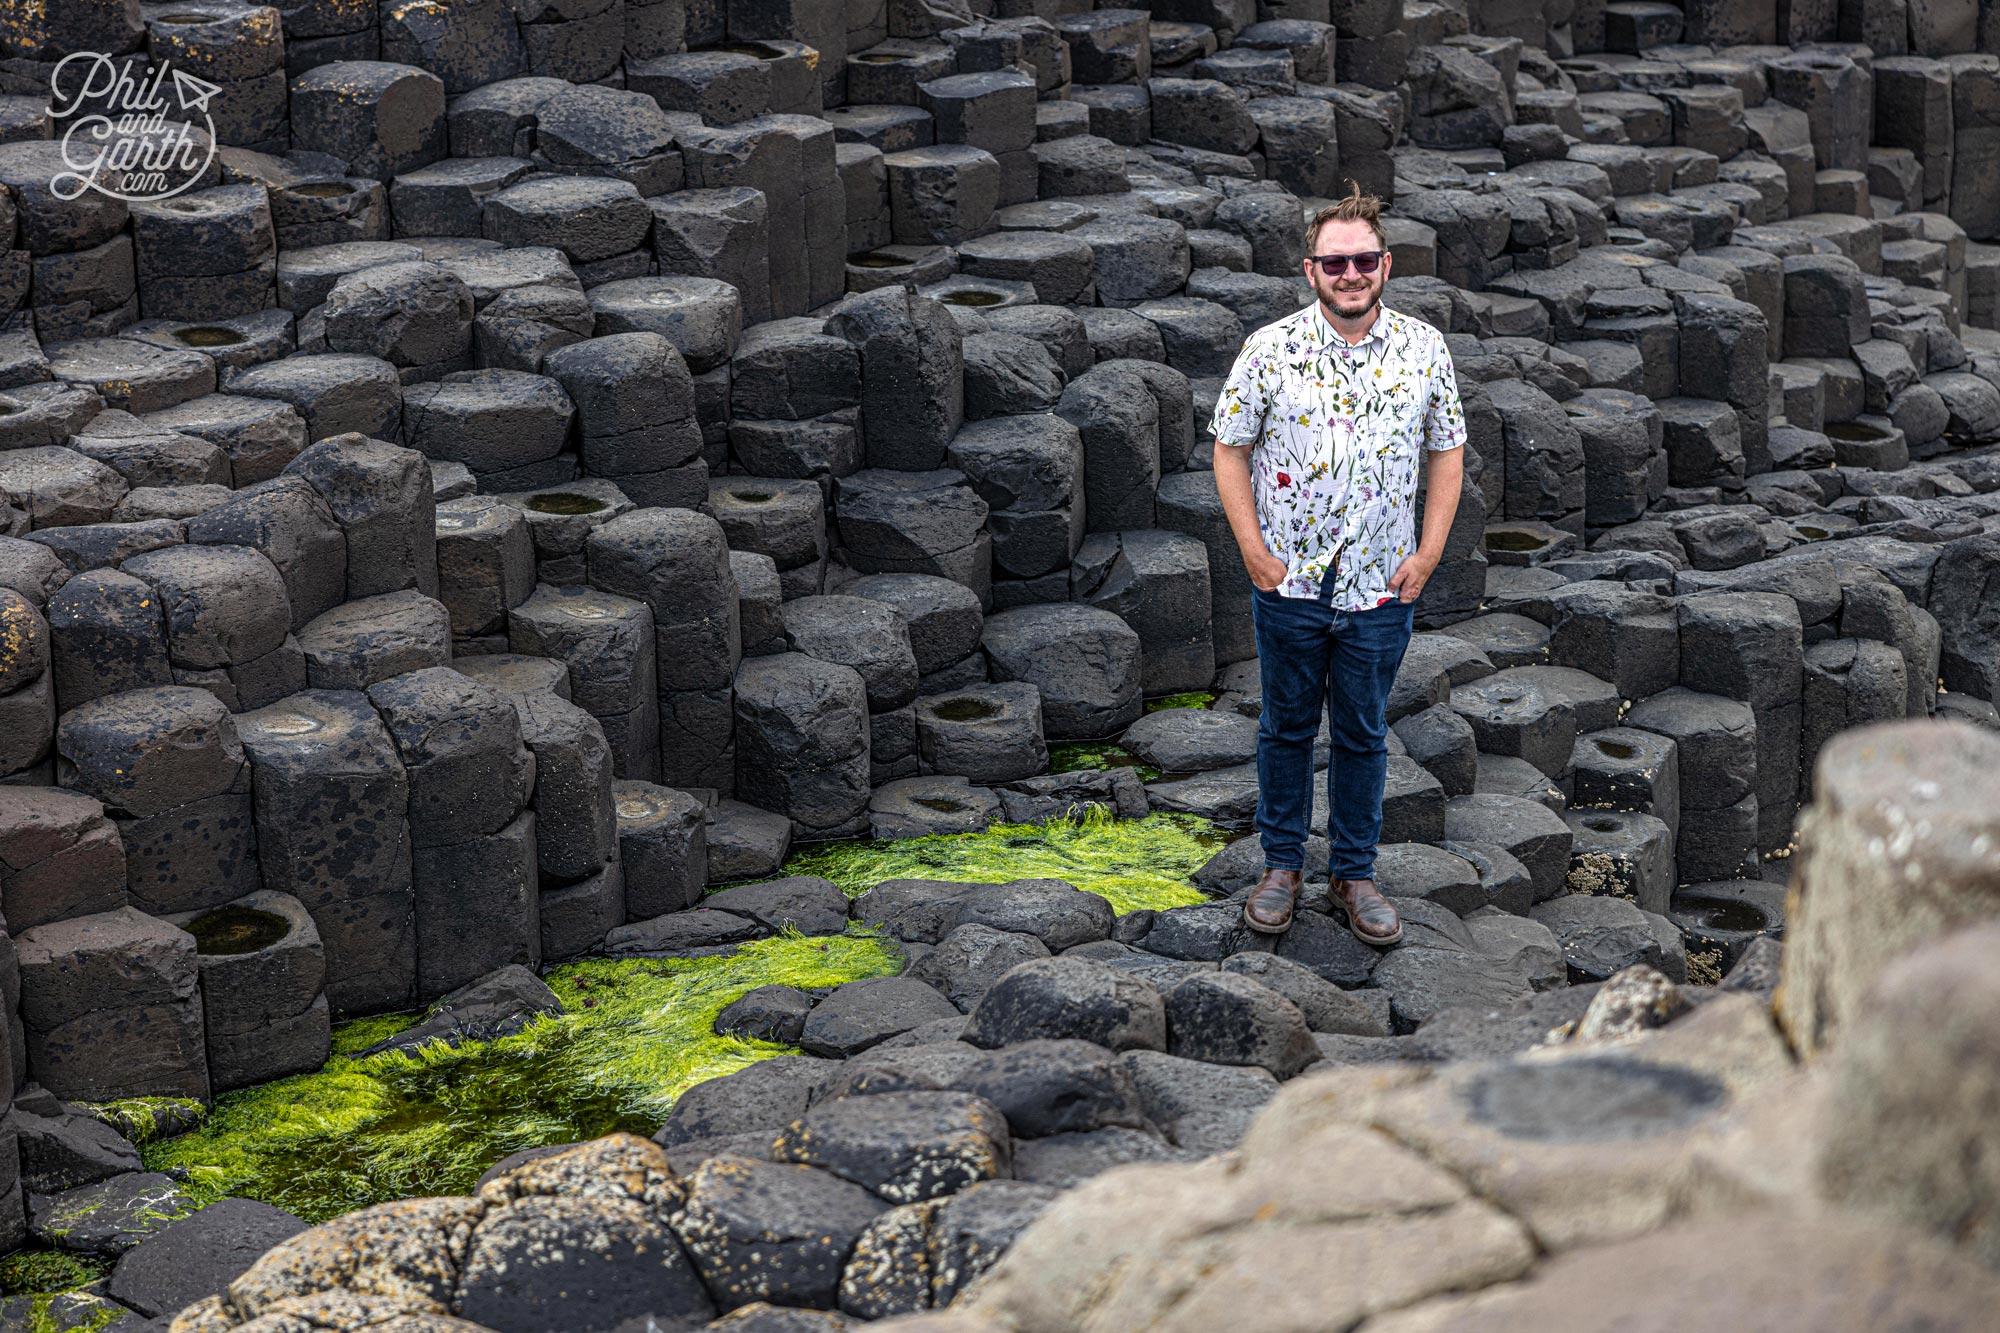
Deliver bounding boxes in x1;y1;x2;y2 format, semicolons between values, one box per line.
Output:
1251;584;1335;872
1324;599;1415;941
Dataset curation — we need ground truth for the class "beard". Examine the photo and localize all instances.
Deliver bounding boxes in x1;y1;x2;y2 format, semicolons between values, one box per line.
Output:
1312;272;1381;320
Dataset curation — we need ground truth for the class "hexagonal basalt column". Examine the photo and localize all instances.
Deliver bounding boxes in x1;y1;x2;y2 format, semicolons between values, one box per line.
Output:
167;890;330;1093
237;689;418;1014
733;651;873;839
55;685;257;916
17;907;209;1103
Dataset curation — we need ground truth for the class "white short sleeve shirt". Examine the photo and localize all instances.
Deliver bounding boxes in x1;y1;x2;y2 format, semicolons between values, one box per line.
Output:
1209;301;1467;610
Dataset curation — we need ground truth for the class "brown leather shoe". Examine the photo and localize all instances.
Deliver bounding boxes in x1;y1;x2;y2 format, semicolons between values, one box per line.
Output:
1333;877;1402;946
1243;867;1303;934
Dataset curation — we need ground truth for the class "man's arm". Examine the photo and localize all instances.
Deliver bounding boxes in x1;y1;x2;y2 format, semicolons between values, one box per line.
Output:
1213;441;1287;591
1207;338;1288;592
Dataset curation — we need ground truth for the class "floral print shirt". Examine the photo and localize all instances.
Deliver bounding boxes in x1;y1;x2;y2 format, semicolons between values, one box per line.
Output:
1209;301;1466;609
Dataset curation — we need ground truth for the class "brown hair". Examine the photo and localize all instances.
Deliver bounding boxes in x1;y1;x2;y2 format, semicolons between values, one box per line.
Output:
1305;181;1388;253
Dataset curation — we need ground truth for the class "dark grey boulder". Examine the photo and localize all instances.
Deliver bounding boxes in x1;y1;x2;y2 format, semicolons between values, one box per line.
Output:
1463;908;1568;993
950;879;1115;952
1133;902;1265;963
926;1178;1061;1305
845;574;985;676
361;964;560;1056
1443;794;1576;902
800;976;964;1058
950;1039;1150;1140
1191;831;1331;894
653;1056;840;1149
460;1194;715;1332
1117;707;1257;773
715;985;815;1045
605;909;766;956
1117;1049;1278;1152
705;876;852;937
673;1154;889;1310
1219;953;1391;1038
1164;971;1318;1077
106;1197;308;1318
732;652;872;840
14;1106;142;1195
1530;893;1676;983
771;1090;1011;1203
1373;842;1487;916
1393;702;1478;797
29;1172;195;1257
1403;984;1601;1063
781;595;919;712
1011;1126;1189;1188
980;602;1142;740
907;924;1052;1013
963;957;1166;1052
1272;909;1384;988
1367;947;1537;1034
997;769;1148;825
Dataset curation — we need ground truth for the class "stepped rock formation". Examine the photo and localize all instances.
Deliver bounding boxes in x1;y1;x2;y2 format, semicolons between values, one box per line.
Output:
0;0;1997;1325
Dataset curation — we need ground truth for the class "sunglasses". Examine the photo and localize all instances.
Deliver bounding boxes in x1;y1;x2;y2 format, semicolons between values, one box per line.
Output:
1309;250;1384;276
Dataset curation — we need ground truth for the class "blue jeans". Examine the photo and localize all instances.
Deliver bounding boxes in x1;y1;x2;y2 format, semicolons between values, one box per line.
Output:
1250;570;1415;881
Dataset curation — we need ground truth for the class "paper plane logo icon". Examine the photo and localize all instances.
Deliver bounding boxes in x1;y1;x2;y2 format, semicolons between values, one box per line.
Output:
171;68;222;114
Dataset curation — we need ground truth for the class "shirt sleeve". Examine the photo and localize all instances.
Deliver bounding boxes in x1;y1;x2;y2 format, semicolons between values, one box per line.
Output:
1423;333;1468;453
1209;337;1270;448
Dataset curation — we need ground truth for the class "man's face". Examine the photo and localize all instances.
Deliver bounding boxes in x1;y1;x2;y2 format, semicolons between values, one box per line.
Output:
1305;217;1391;321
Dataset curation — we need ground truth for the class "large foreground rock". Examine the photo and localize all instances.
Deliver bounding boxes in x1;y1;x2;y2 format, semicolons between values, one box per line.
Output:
1779;720;2000;1057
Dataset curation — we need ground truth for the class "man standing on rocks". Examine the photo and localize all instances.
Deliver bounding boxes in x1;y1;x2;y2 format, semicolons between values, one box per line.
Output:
1208;184;1467;944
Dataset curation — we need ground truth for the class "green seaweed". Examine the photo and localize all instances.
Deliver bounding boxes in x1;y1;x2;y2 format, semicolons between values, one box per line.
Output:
781;808;1219;915
329;1011;422;1057
22;1292;125;1333
143;933;903;1223
1046;741;1162;783
71;1096;206;1146
0;1251;109;1298
1145;691;1217;712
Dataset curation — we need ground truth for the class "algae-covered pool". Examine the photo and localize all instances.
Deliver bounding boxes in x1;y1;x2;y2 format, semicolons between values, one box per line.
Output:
783;808;1224;916
138;932;904;1224
8;809;1229;1278
1044;691;1222;787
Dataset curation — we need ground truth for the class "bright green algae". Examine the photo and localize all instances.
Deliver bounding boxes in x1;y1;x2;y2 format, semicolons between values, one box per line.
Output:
121;812;1227;1229
1146;691;1217;712
784;807;1221;915
1045;741;1159;782
70;1096;207;1146
142;932;903;1223
0;1252;109;1298
1046;691;1218;780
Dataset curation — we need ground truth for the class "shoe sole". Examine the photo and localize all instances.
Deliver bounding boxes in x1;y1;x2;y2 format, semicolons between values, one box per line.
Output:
1241;912;1292;935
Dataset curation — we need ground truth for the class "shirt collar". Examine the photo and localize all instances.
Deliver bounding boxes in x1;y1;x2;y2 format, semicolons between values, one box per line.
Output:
1305;299;1392;352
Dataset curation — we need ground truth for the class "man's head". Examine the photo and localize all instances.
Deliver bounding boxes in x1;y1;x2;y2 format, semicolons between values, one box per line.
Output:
1303;182;1391;322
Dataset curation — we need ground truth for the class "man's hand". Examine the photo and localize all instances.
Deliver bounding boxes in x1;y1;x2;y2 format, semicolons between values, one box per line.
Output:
1245;549;1288;592
1388;551;1439;603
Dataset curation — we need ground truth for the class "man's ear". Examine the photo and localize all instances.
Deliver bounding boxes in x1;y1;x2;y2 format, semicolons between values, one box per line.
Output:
1379;248;1392;282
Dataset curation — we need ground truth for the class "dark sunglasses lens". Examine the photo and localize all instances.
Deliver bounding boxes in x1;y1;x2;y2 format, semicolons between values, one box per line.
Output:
1315;252;1382;276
